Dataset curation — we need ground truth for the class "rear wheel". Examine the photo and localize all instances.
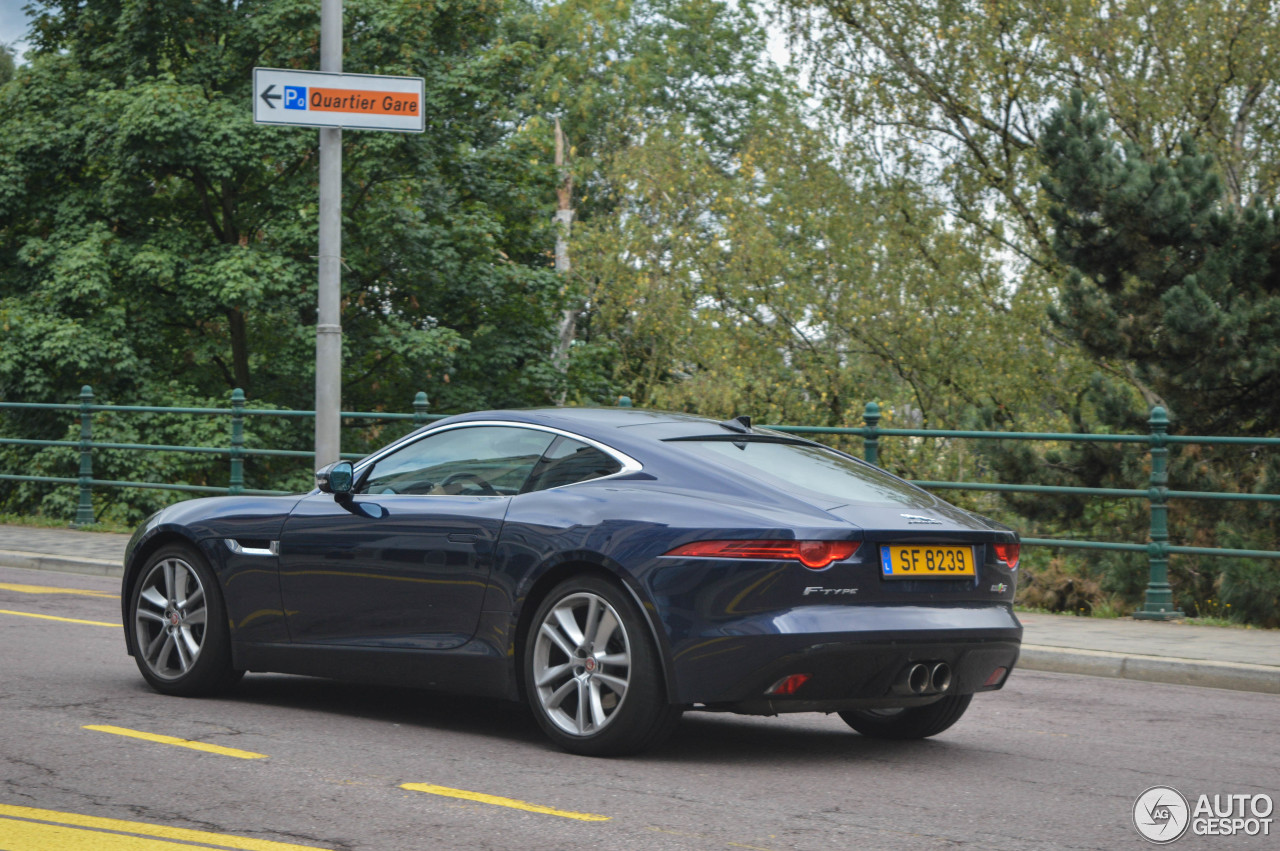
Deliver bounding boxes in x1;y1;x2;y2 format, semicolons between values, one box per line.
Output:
129;544;242;696
524;575;681;756
839;694;973;739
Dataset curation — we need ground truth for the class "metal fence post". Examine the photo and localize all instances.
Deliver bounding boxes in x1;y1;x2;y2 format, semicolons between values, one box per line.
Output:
72;385;95;527
413;391;430;427
863;401;881;467
229;388;245;495
1134;405;1183;619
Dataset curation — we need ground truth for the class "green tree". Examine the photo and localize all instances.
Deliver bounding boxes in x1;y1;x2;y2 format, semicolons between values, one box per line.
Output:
776;0;1280;622
0;0;565;414
0;43;14;87
574;111;1086;488
0;0;560;519
509;0;791;399
1033;93;1280;620
1042;92;1280;436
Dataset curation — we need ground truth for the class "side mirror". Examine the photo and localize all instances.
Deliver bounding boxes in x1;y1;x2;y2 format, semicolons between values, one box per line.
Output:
315;461;354;495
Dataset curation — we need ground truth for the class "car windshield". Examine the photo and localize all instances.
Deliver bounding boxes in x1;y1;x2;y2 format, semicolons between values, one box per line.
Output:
670;438;932;507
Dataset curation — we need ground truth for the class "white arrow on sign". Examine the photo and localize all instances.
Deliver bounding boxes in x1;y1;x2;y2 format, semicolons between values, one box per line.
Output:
253;67;425;133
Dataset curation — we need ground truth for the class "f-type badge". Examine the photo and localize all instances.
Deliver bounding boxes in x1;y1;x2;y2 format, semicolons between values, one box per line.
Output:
804;586;859;596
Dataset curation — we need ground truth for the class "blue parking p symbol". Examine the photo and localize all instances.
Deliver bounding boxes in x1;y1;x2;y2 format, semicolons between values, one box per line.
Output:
284;86;307;110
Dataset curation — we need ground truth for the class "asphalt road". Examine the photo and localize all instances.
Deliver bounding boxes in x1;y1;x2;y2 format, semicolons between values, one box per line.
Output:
1;565;1276;851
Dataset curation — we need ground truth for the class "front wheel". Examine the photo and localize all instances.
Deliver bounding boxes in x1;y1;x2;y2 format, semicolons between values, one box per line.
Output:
128;544;243;696
524;575;681;756
839;694;973;740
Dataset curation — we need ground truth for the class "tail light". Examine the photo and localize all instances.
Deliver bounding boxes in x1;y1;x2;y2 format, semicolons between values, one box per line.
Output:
993;542;1020;570
664;539;860;570
766;673;812;696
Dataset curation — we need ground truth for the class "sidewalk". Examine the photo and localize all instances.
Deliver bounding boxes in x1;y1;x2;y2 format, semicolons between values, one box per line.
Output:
1;523;1276;695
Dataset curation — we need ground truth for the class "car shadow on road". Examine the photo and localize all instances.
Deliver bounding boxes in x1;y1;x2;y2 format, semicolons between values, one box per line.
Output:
646;712;967;765
138;674;977;761
210;674;547;746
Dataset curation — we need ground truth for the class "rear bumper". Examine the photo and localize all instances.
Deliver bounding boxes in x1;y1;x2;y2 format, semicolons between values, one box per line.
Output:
665;604;1022;707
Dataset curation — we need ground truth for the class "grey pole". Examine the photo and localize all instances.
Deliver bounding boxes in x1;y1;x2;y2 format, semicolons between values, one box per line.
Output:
315;0;343;468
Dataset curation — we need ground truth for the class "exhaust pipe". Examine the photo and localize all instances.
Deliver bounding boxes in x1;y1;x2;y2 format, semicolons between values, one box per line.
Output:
893;661;951;695
930;662;952;693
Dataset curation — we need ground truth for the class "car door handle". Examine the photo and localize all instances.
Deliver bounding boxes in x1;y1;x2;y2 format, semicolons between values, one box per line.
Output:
448;533;479;544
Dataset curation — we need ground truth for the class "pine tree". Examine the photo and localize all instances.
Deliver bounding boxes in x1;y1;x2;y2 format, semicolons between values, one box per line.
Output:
1041;90;1280;436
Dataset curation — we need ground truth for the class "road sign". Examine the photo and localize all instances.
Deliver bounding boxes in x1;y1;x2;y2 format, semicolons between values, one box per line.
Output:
253;68;425;133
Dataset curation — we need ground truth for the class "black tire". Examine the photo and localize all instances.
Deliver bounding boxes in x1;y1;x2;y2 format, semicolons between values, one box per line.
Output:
839;694;973;740
524;575;682;756
128;544;243;696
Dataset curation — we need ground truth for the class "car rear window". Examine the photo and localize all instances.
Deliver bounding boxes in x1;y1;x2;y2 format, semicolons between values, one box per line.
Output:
670;438;932;507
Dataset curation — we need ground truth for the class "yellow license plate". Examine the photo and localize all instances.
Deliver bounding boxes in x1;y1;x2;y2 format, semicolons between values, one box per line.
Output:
880;545;975;578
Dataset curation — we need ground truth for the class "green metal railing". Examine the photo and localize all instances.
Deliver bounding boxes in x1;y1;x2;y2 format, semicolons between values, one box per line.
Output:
0;385;440;517
2;390;1277;620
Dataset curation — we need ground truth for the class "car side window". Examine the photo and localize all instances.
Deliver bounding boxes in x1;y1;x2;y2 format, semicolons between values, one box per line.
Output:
521;436;623;493
359;426;555;496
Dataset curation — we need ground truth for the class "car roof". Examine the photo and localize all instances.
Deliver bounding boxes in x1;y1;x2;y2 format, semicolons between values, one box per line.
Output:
439;406;736;437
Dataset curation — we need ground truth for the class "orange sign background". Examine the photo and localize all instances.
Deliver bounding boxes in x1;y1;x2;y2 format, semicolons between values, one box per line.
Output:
308;88;420;115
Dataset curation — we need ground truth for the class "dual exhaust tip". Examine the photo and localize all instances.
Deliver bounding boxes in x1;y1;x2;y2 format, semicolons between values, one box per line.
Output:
895;661;952;696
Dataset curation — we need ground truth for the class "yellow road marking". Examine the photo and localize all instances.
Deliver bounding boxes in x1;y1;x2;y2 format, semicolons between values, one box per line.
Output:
0;609;117;627
401;782;611;821
0;582;117;598
0;805;331;850
84;725;268;760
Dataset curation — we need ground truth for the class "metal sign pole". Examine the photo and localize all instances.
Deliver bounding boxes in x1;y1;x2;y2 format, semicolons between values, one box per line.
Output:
315;0;343;468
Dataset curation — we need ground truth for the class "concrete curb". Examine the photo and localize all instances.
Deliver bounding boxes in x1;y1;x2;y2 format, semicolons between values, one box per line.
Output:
0;549;123;579
1019;644;1280;695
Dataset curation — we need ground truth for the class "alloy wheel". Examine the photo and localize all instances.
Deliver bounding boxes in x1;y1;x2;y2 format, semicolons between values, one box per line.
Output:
133;557;208;680
531;591;632;737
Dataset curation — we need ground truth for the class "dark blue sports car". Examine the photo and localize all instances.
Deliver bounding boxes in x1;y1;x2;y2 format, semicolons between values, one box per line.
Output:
122;407;1022;755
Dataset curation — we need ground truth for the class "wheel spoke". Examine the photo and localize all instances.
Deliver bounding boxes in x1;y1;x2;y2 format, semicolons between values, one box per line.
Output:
174;563;193;603
143;630;167;663
539;621;576;658
535;662;572;688
588;680;608;729
178;626;201;659
581;596;601;646
574;678;589;733
135;609;167;625
173;630;191;671
180;585;204;611
162;561;177;603
593;609;619;649
552;605;584;647
139;586;167;612
596;652;628;667
183;608;207;627
594;672;628;696
546;678;576;711
153;632;176;670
